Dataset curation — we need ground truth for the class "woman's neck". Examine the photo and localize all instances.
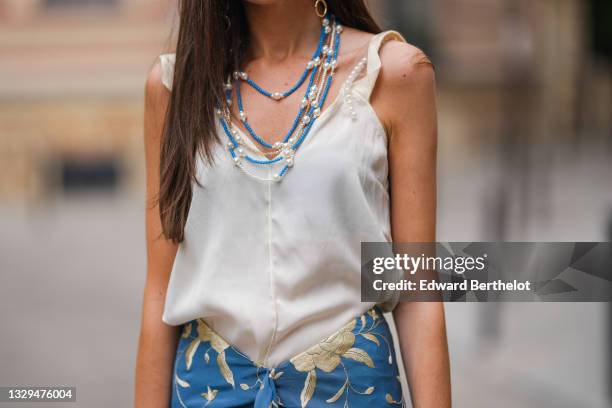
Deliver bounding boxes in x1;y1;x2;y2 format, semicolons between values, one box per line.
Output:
244;1;322;62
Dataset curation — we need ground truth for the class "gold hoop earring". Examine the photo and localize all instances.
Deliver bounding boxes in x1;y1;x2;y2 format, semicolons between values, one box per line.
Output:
314;0;328;18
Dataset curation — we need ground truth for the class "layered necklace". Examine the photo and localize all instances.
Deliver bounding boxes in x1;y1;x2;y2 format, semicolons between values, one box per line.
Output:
217;15;343;183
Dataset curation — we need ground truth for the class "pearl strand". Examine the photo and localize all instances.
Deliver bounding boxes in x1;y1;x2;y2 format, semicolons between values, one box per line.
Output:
234;18;331;102
219;17;342;183
288;20;339;153
237;18;337;155
342;56;367;120
234;20;336;150
303;19;337;123
219;106;290;161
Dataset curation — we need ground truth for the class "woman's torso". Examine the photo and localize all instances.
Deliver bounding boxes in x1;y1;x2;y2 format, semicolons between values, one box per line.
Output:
160;30;405;368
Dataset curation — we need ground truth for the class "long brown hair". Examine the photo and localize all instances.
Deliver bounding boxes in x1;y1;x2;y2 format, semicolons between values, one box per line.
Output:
159;0;381;243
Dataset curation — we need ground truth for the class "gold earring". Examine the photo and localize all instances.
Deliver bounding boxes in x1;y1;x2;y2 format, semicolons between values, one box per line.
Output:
314;0;328;18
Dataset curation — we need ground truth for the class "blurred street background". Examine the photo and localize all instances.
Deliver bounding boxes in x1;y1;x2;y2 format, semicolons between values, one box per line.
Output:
1;0;611;407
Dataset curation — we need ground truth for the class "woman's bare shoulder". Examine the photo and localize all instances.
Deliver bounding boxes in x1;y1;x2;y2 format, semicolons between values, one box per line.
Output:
144;58;171;127
146;53;176;101
378;39;434;88
371;38;436;138
146;54;175;95
341;27;433;82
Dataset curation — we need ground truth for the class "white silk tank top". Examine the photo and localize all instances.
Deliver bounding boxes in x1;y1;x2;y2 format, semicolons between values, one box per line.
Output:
160;31;405;367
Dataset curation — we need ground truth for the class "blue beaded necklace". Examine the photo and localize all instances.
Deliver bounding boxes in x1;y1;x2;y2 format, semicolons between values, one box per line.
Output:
236;24;329;101
218;16;343;183
235;64;318;149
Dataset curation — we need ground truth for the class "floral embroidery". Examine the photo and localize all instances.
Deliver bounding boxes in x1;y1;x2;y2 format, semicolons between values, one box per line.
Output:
173;373;192;408
384;375;404;406
289;307;400;407
201;386;218;406
184;319;235;387
290;319;358;373
171;307;404;407
173;319;242;408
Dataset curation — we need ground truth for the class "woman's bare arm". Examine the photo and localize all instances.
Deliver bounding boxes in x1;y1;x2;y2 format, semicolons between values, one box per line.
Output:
134;61;181;408
373;41;451;407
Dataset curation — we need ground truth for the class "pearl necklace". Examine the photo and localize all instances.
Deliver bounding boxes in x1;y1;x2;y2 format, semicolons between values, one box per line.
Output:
234;60;318;149
218;16;343;183
235;21;336;150
234;21;330;102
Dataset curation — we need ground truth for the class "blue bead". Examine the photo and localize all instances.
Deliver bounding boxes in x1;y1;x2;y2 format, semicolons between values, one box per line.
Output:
242;25;328;100
219;15;343;178
235;59;318;149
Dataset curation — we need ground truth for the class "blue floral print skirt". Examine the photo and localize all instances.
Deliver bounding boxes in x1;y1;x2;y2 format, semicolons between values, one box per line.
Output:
171;306;404;407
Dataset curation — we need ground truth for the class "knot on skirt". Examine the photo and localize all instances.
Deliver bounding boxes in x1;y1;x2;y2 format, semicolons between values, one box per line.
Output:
254;367;280;408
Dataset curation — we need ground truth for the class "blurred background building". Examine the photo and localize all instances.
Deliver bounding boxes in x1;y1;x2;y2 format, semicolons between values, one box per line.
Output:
0;0;172;201
0;0;611;407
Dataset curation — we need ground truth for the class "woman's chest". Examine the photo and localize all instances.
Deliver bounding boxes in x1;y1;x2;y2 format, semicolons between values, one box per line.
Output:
196;109;388;196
